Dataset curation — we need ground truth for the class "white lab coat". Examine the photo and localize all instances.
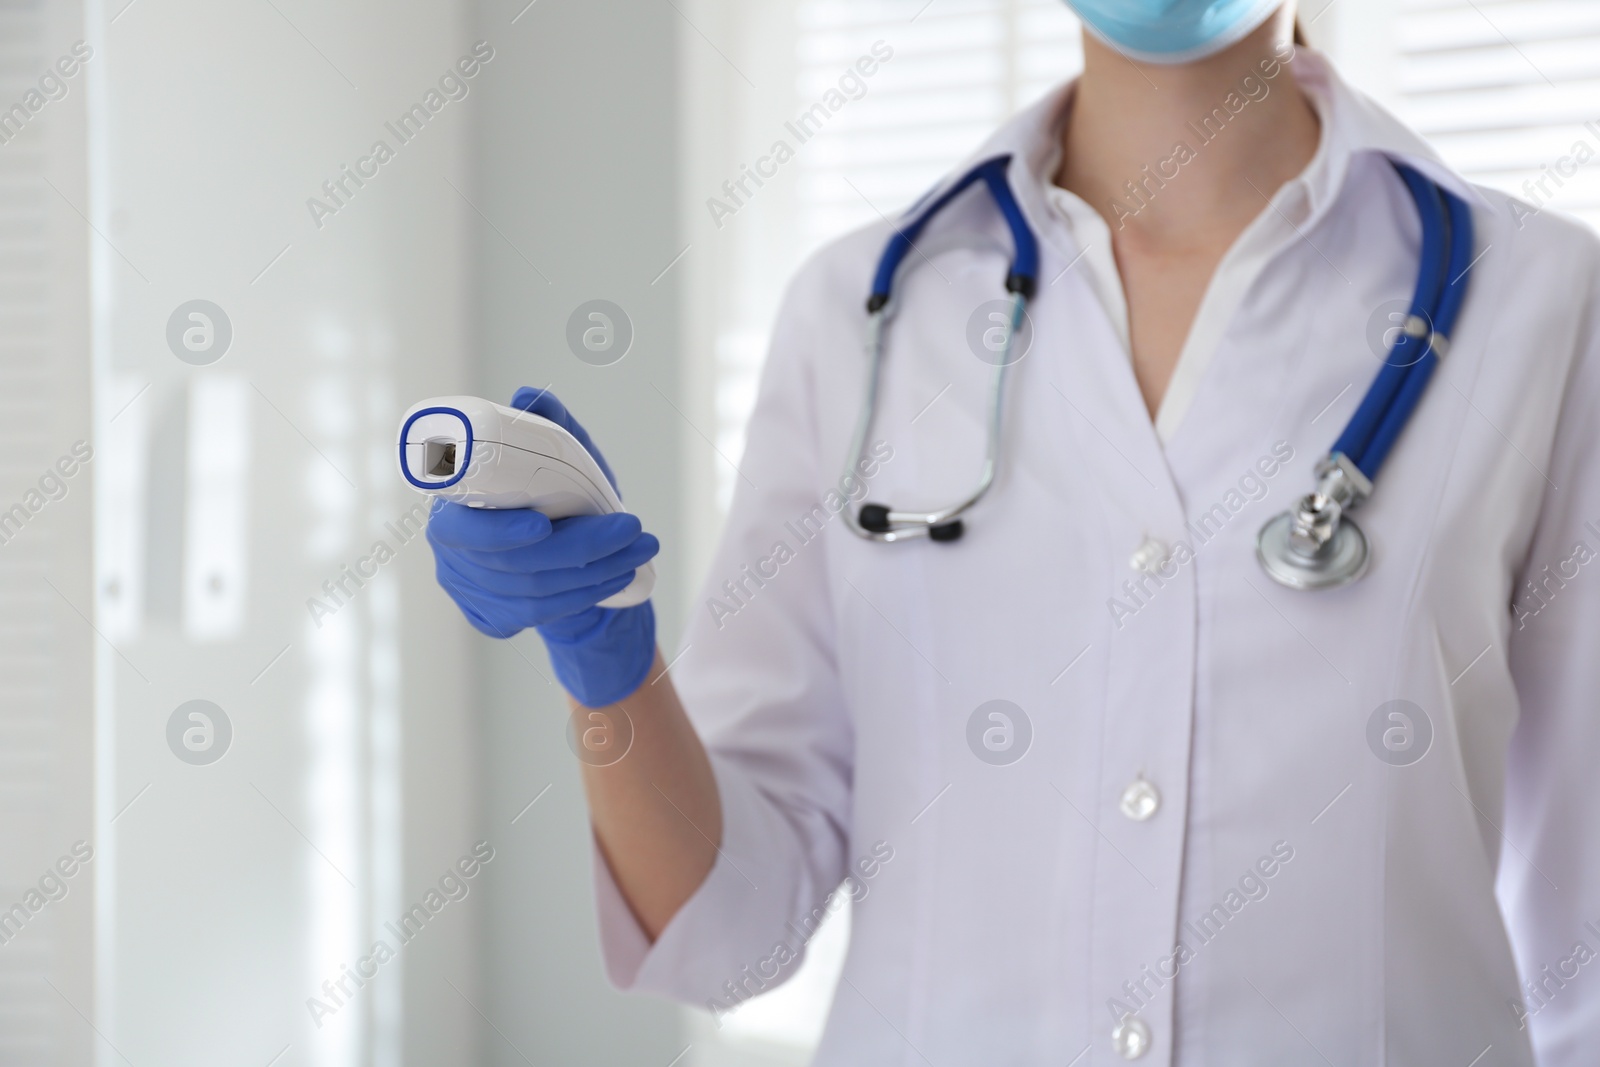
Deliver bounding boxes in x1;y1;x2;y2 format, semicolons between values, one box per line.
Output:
595;48;1600;1066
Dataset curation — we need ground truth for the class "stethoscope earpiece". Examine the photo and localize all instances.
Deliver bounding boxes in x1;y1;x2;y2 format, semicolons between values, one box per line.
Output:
854;503;964;543
842;155;1035;548
858;503;891;533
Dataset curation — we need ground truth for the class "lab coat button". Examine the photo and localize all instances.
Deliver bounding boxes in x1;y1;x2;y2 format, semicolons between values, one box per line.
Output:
1112;1014;1151;1059
1119;778;1160;821
1129;537;1166;572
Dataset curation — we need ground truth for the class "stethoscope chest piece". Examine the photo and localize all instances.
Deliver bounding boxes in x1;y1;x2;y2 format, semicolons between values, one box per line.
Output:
1256;507;1369;591
1253;163;1477;591
1256;452;1374;591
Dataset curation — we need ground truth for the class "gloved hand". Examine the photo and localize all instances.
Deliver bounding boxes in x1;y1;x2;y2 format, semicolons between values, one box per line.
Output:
425;387;660;707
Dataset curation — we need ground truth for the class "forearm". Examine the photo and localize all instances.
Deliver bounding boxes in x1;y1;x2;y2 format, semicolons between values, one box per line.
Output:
574;647;721;941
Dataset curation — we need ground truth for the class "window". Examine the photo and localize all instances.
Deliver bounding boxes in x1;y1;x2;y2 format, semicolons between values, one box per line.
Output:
1389;0;1600;228
0;5;95;1063
84;6;477;1062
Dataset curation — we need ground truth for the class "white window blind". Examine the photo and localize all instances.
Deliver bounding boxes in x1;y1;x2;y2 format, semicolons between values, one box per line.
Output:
0;13;61;1057
0;2;94;1064
712;0;1082;511
1391;0;1600;228
793;0;1080;248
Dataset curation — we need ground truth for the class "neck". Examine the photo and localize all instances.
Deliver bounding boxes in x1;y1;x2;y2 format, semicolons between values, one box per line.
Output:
1057;12;1320;243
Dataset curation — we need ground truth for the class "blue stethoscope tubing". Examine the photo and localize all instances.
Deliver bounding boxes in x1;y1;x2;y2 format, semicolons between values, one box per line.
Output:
866;156;1040;312
845;156;1039;543
841;150;1476;591
1334;165;1475;481
1251;165;1474;588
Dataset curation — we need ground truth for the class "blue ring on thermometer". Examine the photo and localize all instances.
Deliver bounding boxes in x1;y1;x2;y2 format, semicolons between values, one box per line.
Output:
399;406;474;491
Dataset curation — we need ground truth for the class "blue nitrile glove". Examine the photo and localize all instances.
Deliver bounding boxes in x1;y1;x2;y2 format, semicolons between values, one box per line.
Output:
424;387;660;707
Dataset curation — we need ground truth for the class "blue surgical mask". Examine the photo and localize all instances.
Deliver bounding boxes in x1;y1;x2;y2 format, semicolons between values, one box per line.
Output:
1065;0;1283;64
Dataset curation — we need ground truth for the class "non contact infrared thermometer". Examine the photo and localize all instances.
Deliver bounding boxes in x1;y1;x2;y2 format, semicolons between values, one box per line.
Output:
398;395;655;608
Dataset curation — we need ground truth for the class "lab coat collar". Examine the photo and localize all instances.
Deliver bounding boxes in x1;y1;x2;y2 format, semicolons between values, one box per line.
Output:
1289;47;1488;213
907;46;1486;252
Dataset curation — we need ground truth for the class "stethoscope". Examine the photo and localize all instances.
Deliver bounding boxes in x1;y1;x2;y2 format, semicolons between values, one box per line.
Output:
841;153;1475;591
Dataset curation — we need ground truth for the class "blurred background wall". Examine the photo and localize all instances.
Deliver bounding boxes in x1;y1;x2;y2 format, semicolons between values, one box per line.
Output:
466;0;686;1064
78;0;695;1063
86;0;482;1063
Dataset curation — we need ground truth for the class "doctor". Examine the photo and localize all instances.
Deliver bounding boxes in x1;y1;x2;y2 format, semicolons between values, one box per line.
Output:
427;2;1600;1063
